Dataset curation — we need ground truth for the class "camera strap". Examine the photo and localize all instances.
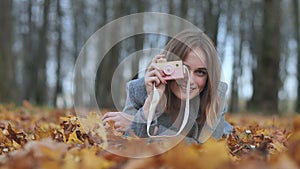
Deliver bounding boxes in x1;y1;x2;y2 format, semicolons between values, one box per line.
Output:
147;66;190;137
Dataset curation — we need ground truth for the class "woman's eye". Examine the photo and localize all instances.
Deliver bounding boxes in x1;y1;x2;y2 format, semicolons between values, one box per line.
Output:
196;69;207;76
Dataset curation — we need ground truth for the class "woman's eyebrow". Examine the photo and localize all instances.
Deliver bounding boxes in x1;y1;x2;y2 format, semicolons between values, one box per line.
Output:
183;63;191;69
195;67;206;72
183;63;207;71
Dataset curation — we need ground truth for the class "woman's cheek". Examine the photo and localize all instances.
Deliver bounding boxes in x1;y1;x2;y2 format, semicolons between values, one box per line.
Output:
197;78;207;93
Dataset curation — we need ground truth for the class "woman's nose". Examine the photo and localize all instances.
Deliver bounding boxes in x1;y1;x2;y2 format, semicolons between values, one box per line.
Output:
183;70;195;84
183;67;191;78
190;73;196;84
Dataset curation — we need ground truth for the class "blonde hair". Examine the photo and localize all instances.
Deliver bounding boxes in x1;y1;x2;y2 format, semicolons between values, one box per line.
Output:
163;29;222;128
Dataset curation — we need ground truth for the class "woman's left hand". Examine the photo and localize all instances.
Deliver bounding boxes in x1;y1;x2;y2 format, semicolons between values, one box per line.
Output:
102;112;134;132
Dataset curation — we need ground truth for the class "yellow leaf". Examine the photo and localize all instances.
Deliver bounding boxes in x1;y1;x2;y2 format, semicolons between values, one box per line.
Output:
39;161;62;169
34;123;52;140
67;130;83;144
63;151;80;169
270;153;299;169
162;139;230;169
79;112;107;148
270;141;287;154
80;148;113;169
39;145;63;161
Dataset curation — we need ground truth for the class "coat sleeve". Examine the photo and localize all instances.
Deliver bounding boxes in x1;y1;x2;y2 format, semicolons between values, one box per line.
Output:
123;78;182;138
122;78;157;137
211;82;233;139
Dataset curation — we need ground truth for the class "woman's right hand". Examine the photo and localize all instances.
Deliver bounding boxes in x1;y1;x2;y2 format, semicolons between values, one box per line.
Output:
143;54;167;114
144;54;167;95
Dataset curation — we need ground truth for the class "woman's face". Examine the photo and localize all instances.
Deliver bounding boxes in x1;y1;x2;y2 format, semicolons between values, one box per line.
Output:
170;47;208;100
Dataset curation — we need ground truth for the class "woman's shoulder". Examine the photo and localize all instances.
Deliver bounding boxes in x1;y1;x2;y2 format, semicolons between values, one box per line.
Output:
128;77;145;89
218;81;228;93
218;81;228;104
127;77;148;109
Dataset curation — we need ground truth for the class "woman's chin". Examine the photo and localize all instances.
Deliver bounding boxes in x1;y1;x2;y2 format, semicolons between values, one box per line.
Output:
177;91;199;100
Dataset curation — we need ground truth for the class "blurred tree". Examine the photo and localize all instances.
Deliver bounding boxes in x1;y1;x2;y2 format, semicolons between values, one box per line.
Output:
229;1;245;113
22;0;50;105
35;0;50;104
202;0;221;45
0;0;298;112
294;0;300;113
71;0;84;61
53;0;63;107
0;0;14;103
22;0;33;103
248;0;281;113
95;0;108;108
180;0;188;22
71;0;93;108
96;0;122;109
132;0;145;79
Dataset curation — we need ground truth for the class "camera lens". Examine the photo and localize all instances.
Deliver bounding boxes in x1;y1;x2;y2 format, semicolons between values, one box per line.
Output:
163;64;174;75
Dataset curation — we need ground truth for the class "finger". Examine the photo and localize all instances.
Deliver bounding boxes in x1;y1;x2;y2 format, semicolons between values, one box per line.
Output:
147;69;167;84
146;76;161;86
152;54;166;63
103;111;119;119
147;63;167;84
103;112;112;119
117;113;131;121
116;127;126;132
104;123;110;129
121;113;134;121
147;69;163;78
153;126;159;135
114;121;121;128
147;63;164;74
151;64;165;75
153;68;167;85
102;116;118;124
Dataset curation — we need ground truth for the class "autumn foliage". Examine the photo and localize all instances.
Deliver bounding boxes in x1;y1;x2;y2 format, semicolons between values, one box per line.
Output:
0;103;299;169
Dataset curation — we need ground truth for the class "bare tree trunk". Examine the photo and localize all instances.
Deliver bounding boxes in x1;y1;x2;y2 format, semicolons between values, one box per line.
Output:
203;0;220;45
35;0;50;104
71;0;82;62
169;0;174;14
293;0;300;113
230;34;243;113
247;2;262;112
23;0;33;102
95;0;107;108
180;0;188;19
22;0;50;105
0;0;14;103
229;2;245;113
248;0;281;114
132;0;145;79
54;0;63;107
96;0;121;109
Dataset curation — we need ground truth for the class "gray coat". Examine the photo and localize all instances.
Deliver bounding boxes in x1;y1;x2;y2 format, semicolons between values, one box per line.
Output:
123;78;233;144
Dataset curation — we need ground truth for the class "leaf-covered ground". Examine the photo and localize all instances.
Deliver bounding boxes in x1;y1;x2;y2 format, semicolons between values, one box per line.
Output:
0;102;299;169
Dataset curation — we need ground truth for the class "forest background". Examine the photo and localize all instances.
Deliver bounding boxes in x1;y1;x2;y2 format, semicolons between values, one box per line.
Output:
1;0;299;115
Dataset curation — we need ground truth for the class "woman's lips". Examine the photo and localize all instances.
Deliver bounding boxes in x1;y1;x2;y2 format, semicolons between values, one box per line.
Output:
178;85;197;91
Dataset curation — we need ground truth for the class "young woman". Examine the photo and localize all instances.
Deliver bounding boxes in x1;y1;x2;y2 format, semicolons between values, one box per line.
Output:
103;29;232;143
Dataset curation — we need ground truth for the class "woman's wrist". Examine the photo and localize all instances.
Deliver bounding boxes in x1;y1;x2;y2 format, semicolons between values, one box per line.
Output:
142;95;152;118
